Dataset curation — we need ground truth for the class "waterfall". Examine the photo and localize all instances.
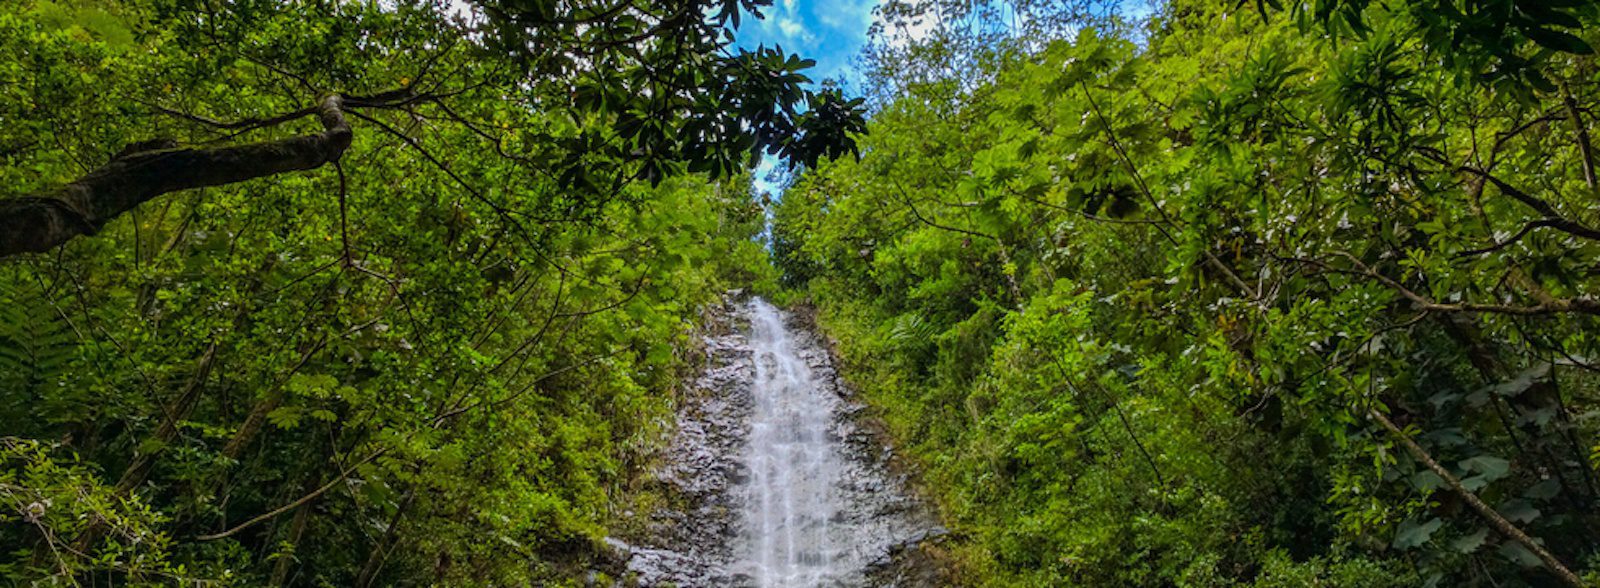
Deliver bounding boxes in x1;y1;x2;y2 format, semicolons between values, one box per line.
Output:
610;296;942;587
741;298;846;586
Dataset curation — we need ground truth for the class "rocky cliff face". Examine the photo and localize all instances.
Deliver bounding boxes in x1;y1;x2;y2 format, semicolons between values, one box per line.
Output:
605;296;948;587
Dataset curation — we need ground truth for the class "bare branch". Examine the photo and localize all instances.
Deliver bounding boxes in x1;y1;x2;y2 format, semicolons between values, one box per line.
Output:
1456;166;1600;241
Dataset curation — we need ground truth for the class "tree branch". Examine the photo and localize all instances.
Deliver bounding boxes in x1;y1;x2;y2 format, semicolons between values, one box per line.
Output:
1;95;353;258
1456;219;1561;257
1080;81;1259;300
1369;410;1586;588
1562;86;1597;193
1456;166;1600;241
196;448;385;541
1292;253;1600;316
889;180;996;242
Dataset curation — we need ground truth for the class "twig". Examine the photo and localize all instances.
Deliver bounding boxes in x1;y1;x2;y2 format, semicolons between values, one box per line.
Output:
336;161;352;263
889;180;996;241
1291;253;1600;316
1456;219;1560;257
197;449;386;541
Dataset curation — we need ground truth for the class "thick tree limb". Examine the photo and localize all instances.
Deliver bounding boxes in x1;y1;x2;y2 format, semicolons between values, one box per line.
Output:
0;95;352;258
1369;410;1586;588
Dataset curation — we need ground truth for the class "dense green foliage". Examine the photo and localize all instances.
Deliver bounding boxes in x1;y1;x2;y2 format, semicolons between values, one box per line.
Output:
777;1;1600;586
11;0;1600;585
0;0;782;584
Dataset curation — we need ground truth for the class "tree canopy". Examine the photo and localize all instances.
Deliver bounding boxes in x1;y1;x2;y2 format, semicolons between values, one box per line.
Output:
8;0;1600;586
0;0;840;583
0;0;866;257
775;0;1600;586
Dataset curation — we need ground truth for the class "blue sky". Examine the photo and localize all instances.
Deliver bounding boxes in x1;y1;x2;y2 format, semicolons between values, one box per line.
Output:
731;0;884;86
726;1;1146;197
729;0;894;197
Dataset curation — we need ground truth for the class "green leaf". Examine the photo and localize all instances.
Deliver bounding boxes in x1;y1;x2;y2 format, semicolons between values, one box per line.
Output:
136;438;168;455
1451;527;1489;553
1393;517;1442;549
1523;479;1560;500
1524;27;1595;55
1489;363;1549;398
1461;474;1490;492
1410;470;1445;492
1459;455;1511;482
266;407;303;430
1498;542;1543;567
1497;499;1540;524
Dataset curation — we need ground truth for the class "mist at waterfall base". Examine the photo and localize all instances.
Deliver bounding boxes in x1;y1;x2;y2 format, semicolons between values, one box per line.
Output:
609;297;940;587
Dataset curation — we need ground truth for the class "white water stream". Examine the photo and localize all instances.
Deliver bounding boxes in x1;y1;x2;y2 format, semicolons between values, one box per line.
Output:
740;299;849;586
610;296;941;587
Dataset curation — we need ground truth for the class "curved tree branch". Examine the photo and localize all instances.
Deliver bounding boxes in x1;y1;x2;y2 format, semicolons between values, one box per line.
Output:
1456;166;1600;241
1456;219;1560;258
1300;252;1600;316
196;448;385;541
1370;410;1586;588
0;95;353;258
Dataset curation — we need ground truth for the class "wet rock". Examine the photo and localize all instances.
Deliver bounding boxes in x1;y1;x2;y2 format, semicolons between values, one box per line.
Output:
609;296;948;587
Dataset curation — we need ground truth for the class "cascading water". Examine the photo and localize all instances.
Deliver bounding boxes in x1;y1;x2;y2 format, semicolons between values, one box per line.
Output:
741;299;847;586
608;296;944;588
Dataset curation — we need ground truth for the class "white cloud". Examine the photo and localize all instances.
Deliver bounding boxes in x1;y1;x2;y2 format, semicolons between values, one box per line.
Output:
777;16;809;41
815;0;878;41
760;0;817;46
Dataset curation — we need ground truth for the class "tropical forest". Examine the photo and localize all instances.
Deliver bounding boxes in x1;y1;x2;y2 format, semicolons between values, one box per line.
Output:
2;0;1600;586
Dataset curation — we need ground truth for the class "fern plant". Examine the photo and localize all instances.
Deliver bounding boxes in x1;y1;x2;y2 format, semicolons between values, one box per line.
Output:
0;273;78;432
